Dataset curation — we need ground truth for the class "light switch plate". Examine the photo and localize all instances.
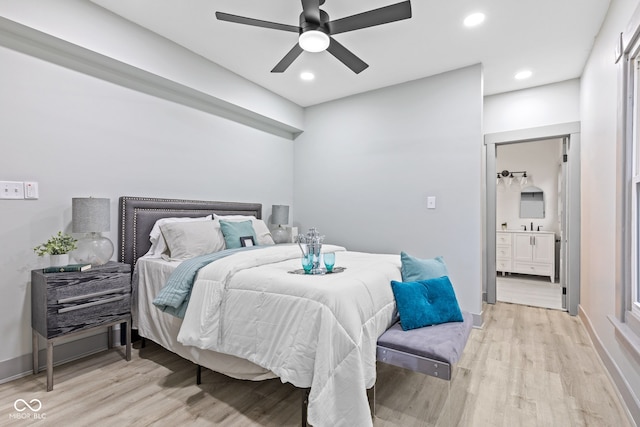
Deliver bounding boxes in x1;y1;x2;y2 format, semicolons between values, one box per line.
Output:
427;196;436;209
24;181;39;199
0;181;24;199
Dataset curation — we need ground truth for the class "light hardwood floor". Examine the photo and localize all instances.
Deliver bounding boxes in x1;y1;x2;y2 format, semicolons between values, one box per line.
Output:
0;302;632;426
496;274;564;311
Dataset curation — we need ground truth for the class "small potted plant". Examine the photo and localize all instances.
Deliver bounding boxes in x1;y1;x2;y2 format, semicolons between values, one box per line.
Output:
33;231;78;267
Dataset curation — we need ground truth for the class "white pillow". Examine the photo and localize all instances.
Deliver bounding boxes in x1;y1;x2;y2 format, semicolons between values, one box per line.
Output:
144;215;212;258
159;220;225;260
213;214;275;246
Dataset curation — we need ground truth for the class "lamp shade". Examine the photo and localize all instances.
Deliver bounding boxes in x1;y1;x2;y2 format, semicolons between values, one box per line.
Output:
72;198;110;233
271;205;289;225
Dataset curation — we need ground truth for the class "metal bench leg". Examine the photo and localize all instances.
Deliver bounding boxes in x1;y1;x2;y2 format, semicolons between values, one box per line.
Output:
301;388;310;427
368;384;376;417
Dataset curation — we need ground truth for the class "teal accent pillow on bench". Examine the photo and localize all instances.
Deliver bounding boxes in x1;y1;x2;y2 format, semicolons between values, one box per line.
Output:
400;251;448;282
390;276;464;331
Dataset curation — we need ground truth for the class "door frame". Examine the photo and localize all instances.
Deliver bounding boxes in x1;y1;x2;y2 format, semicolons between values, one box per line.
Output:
484;122;581;315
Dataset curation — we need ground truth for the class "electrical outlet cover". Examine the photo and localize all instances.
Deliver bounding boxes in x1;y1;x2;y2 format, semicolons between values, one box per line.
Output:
0;181;24;199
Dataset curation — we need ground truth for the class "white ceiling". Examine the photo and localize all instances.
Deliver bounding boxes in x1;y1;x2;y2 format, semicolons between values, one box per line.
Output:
90;0;611;107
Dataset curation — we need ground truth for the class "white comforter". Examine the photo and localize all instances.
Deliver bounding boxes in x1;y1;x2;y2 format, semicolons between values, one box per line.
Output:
177;244;401;427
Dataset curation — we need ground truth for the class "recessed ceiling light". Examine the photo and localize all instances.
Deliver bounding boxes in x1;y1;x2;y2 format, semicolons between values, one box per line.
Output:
515;70;533;80
463;13;485;27
300;72;315;81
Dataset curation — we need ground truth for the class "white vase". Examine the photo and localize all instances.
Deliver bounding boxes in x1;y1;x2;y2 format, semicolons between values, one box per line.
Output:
50;254;69;267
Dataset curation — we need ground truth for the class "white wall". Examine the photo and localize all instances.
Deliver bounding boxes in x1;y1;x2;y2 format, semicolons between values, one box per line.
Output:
484;79;580;134
0;0;303;133
0;21;295;367
294;65;484;317
496;138;562;235
580;0;640;420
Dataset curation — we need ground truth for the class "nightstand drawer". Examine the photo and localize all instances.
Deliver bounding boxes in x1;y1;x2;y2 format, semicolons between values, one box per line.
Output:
47;292;131;338
46;270;130;303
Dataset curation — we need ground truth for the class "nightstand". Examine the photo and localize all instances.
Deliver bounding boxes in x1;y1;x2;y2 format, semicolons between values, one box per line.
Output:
31;261;132;391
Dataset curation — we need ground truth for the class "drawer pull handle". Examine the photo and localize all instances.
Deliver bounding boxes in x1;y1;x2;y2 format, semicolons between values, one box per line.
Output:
58;287;128;304
58;295;126;313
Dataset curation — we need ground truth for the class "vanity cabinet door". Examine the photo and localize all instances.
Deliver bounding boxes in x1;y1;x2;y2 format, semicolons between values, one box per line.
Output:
531;234;554;264
513;233;534;262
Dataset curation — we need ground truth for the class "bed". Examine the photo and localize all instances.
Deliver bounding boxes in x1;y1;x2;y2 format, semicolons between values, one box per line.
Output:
118;196;402;427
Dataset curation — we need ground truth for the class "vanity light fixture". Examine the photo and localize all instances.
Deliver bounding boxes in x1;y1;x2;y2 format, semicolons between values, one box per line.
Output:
496;170;530;191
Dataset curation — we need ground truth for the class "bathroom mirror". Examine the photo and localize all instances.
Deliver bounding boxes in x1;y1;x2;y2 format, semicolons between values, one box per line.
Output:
520;186;544;218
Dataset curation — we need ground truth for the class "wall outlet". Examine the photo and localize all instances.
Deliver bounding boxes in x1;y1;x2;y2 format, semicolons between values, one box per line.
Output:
0;181;25;199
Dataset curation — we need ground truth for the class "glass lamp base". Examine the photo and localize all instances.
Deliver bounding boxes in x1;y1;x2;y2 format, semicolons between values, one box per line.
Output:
272;226;289;244
73;232;114;265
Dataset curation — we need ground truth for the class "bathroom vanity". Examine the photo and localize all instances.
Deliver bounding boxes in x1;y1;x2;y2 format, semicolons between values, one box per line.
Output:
496;230;555;282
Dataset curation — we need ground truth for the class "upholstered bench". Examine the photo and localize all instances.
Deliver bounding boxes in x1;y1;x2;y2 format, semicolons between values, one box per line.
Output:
371;311;473;419
376;310;473;381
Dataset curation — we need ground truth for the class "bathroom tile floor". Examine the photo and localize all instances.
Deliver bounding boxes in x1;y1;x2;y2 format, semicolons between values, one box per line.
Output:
496;274;564;311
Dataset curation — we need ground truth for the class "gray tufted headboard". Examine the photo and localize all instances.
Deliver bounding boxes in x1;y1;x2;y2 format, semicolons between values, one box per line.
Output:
118;196;262;268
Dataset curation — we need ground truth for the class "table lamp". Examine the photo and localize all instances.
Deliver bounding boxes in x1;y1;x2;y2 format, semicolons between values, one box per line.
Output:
271;205;290;244
72;197;113;265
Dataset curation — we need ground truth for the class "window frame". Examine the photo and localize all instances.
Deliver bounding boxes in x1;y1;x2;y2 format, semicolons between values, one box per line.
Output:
620;9;640;331
631;41;640;316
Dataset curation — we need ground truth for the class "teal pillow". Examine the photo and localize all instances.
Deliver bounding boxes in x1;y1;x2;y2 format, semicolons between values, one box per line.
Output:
390;276;463;330
219;220;257;249
400;251;448;282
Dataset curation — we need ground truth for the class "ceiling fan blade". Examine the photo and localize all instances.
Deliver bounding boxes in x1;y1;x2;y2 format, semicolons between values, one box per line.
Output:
329;1;412;35
271;44;304;73
216;12;300;33
301;0;321;25
326;38;368;74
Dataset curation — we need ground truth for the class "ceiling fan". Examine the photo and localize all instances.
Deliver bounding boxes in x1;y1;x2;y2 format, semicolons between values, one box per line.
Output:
215;0;412;74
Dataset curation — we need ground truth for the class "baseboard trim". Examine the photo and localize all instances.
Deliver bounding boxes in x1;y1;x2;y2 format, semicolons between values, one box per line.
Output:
579;305;639;427
0;331;109;385
473;310;484;328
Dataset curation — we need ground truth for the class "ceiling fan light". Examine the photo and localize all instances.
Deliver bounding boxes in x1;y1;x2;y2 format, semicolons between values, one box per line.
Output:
299;30;330;52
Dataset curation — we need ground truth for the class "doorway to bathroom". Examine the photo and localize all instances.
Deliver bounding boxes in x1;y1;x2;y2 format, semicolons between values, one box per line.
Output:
495;138;564;310
485;122;580;315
